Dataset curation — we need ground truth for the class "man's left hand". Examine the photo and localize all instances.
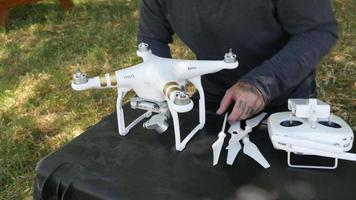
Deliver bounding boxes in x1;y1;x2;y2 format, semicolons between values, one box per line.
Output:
216;82;265;122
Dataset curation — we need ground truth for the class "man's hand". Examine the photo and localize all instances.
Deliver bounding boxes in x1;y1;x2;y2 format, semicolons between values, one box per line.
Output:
216;82;265;122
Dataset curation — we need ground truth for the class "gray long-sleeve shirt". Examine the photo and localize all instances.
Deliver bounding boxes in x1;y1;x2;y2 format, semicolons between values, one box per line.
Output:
137;0;338;111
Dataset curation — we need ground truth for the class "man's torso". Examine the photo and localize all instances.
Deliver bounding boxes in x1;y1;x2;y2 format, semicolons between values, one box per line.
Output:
157;0;317;110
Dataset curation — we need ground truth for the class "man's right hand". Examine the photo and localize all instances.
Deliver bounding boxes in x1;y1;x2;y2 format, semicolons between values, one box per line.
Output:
216;81;265;122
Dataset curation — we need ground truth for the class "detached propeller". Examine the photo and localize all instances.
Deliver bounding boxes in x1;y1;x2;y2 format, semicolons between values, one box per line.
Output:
212;113;228;165
226;113;267;149
225;113;270;168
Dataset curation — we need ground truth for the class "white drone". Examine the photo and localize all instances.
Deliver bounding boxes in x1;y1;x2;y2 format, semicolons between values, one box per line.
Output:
268;99;355;169
72;43;239;151
212;112;270;168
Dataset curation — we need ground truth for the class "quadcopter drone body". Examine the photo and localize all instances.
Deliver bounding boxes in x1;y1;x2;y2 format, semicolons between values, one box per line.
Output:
72;43;239;151
268;99;355;169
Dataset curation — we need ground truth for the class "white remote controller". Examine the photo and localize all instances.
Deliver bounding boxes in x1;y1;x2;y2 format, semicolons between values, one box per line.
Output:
268;99;355;169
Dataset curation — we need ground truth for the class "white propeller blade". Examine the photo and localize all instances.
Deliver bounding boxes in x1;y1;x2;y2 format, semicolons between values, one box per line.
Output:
221;113;228;132
212;113;228;165
226;141;241;165
242;137;270;168
212;133;226;165
226;120;242;165
245;112;267;129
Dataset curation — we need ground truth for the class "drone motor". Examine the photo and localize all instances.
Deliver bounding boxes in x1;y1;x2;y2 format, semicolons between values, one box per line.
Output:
73;70;88;84
173;91;191;106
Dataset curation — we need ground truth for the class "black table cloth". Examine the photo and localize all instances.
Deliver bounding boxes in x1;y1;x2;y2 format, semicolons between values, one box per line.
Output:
34;107;356;200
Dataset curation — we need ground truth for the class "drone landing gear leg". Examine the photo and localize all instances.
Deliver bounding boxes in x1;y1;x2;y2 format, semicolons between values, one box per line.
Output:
169;77;206;151
116;88;152;136
190;76;206;127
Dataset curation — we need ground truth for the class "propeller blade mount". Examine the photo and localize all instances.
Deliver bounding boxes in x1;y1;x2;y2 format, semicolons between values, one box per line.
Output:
226;141;242;165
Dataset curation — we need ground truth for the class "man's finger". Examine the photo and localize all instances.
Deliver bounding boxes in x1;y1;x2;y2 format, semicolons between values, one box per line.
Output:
253;98;264;114
216;91;233;114
250;98;260;115
240;105;252;120
228;100;245;122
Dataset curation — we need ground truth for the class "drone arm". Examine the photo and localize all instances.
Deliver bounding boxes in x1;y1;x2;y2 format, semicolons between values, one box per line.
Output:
72;71;123;91
174;60;238;80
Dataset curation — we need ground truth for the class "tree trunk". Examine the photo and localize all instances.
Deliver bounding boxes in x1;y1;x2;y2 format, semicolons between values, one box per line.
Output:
0;8;9;27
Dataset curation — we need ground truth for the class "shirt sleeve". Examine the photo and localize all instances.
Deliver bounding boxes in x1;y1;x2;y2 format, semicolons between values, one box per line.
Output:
240;0;338;104
137;0;174;58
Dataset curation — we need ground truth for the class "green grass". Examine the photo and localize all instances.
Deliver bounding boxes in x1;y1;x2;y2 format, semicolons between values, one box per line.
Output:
0;0;355;199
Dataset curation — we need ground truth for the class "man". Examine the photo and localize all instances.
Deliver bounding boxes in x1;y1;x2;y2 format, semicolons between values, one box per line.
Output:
137;0;338;122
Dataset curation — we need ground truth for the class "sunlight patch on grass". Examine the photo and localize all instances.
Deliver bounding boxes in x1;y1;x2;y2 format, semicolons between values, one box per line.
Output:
0;73;51;113
169;36;195;59
0;48;6;61
35;112;59;134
